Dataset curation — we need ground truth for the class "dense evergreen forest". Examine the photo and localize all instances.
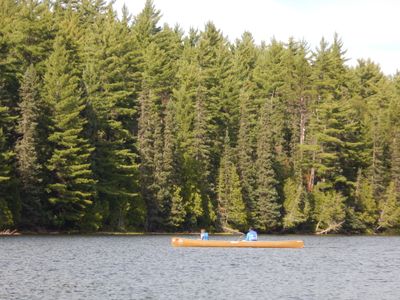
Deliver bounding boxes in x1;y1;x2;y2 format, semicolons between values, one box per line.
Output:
1;0;399;234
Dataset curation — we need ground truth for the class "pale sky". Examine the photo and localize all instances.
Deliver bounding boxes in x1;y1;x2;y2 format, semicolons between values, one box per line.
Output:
113;0;400;75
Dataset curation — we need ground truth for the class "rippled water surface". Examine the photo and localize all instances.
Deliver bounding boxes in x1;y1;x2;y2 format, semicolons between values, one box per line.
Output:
1;235;399;299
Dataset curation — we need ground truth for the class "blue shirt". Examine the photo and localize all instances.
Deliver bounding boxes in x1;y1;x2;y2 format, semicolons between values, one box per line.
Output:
245;230;257;241
201;232;209;240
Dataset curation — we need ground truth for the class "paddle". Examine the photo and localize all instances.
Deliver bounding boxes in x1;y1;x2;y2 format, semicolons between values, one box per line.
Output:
222;226;245;241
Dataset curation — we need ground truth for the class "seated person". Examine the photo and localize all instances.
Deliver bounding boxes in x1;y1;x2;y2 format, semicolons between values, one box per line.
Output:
200;229;209;240
245;227;257;241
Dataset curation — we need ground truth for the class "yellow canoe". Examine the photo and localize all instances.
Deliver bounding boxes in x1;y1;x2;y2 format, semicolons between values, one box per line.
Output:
171;237;304;248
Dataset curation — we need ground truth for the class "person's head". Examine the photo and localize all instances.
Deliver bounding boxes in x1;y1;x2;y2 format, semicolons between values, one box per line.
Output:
249;227;253;232
201;229;205;233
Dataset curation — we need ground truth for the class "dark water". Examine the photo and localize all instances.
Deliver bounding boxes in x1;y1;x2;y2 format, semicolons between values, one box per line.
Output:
1;235;399;300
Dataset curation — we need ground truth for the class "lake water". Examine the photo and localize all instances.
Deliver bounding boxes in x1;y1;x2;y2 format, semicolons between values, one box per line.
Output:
1;235;399;300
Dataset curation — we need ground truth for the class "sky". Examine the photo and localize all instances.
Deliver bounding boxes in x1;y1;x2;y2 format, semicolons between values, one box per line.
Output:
113;0;400;75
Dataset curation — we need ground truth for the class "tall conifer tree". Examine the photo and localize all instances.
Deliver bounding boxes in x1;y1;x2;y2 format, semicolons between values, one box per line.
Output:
135;2;181;230
82;6;141;230
254;101;281;231
217;132;247;230
44;35;95;229
0;107;14;228
229;32;258;140
236;82;259;223
15;65;43;226
283;177;308;230
0;21;19;228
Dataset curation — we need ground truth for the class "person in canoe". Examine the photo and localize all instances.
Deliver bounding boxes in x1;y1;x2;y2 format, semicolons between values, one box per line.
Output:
200;229;209;240
244;227;258;241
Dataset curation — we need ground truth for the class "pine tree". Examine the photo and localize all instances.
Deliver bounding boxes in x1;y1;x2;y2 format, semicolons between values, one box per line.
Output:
389;103;400;196
217;140;231;228
5;0;54;74
0;21;19;228
15;65;43;226
173;36;210;229
82;7;140;231
236;82;259;223
0;38;13;222
44;35;96;229
196;22;233;196
303;36;363;197
353;169;378;232
232;32;258;86
159;100;180;224
138;39;179;229
217;132;247;230
253;101;281;231
283;177;308;230
0;108;11;184
376;182;400;231
186;188;204;227
0;110;14;228
168;185;186;229
132;1;182;230
226;32;258;141
313;183;346;233
352;60;391;208
132;0;161;49
253;40;289;169
173;43;199;153
185;87;212;228
253;40;310;221
227;166;247;230
138;88;160;230
148;32;180;226
283;39;313;176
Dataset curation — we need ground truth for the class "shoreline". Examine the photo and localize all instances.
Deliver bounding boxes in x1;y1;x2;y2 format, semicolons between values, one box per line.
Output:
1;231;399;236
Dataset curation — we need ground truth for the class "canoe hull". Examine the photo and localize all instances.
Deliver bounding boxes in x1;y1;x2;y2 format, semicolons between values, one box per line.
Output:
171;237;304;248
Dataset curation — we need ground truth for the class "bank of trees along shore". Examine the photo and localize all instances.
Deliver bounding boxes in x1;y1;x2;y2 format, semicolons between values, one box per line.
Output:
1;0;400;234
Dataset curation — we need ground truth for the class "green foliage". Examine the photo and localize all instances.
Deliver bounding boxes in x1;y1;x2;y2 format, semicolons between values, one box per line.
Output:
4;0;54;74
132;0;161;48
236;82;259;222
377;181;400;231
0;1;399;234
217;133;247;230
0;125;14;228
15;65;44;226
352;60;390;198
313;184;346;233
0;197;14;228
82;8;140;231
0;20;19;229
390;127;400;194
253;101;281;231
283;177;308;229
350;170;378;232
196;22;233;191
184;187;205;228
0;102;13;188
168;185;186;229
44;35;96;229
226;168;247;229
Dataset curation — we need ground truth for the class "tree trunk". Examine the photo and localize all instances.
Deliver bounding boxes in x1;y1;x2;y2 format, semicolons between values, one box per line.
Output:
316;221;344;234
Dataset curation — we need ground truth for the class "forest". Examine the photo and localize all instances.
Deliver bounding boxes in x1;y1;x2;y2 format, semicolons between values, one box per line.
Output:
0;0;399;234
